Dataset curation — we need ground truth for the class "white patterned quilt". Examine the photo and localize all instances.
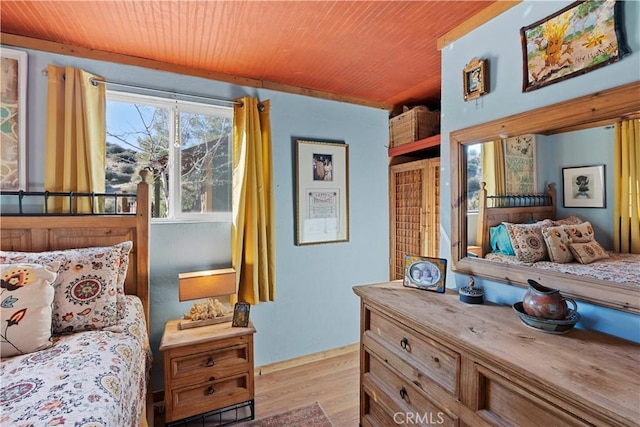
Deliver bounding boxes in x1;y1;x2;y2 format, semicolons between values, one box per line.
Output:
485;252;640;285
0;295;151;427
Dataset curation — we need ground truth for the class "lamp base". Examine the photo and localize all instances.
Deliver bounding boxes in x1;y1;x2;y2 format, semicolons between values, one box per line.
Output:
178;313;234;330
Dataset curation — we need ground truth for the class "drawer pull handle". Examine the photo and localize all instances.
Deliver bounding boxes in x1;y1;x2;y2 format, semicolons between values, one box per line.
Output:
205;385;215;395
399;387;408;400
400;337;410;350
206;356;215;367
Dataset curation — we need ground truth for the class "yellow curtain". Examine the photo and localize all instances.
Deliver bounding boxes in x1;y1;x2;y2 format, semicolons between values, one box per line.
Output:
45;65;106;213
482;140;506;198
231;97;276;305
614;119;640;253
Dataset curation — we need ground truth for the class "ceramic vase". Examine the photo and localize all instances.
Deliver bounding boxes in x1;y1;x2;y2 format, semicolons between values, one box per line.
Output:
522;279;577;320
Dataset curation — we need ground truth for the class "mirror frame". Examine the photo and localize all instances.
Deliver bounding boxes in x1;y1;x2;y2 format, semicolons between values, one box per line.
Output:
450;81;640;314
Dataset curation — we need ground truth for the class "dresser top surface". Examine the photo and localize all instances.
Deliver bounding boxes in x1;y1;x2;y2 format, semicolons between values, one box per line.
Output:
354;281;640;425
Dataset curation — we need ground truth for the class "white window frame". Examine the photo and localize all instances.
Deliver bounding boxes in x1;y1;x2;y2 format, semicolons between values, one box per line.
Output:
106;91;233;223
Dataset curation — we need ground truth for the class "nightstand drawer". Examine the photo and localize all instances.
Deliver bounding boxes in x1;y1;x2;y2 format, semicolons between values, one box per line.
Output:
168;335;251;384
363;310;460;396
170;372;253;421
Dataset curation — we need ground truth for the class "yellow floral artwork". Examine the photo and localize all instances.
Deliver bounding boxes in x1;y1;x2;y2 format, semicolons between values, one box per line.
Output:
521;1;630;92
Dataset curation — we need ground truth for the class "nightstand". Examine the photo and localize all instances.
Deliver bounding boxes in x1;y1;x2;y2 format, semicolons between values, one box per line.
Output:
160;319;256;424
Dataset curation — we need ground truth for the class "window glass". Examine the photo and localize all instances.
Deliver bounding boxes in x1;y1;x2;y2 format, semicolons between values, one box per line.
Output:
106;92;232;220
467;144;482;211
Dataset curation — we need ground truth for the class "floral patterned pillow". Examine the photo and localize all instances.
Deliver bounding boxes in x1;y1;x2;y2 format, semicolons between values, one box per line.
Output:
504;220;554;263
542;225;574;264
0;242;132;334
0;263;59;357
569;241;609;264
565;222;595;243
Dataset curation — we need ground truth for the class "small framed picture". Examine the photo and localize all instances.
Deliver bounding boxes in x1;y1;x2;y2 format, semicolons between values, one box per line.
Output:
562;165;606;208
403;255;447;293
462;57;488;102
232;302;250;327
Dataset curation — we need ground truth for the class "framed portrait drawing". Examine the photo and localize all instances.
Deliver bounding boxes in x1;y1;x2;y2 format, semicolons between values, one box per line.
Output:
403;255;447;293
1;48;28;190
521;1;630;92
562;164;605;208
462;57;488;101
295;138;349;245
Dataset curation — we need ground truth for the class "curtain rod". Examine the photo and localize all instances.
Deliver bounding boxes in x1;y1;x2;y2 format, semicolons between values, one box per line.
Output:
90;78;243;106
41;68;242;106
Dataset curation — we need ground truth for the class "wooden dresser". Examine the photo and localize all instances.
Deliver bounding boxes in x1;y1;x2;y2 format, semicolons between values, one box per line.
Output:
353;282;639;427
160;319;255;423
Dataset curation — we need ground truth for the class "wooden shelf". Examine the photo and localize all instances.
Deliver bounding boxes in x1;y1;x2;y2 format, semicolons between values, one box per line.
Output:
388;134;440;157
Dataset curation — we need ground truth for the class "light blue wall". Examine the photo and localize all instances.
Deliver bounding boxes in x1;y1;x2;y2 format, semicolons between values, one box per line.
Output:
12;47;390;390
440;0;640;342
538;126;615;249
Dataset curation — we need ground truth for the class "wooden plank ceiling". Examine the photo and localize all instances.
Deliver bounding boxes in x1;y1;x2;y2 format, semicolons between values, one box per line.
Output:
1;1;498;109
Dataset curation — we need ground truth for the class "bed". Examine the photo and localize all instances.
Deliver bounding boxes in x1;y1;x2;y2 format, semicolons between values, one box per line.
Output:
476;182;640;286
0;172;153;427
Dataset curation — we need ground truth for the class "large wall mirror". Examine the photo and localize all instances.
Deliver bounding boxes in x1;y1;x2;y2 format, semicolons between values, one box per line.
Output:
450;81;640;314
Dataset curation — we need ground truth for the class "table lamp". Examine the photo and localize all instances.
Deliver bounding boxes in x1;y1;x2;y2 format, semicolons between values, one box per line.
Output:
178;268;236;330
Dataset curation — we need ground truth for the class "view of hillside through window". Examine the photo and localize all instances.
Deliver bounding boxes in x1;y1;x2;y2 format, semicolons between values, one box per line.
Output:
105;92;232;220
467;144;482;211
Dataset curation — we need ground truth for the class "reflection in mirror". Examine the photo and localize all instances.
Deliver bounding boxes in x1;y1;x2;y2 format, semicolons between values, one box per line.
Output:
450;82;640;314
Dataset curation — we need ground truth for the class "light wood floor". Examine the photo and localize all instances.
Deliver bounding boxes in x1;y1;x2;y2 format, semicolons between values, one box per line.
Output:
155;349;360;426
253;349;359;426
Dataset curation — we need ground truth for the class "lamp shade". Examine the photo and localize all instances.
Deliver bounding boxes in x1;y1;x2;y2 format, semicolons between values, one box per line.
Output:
178;268;236;301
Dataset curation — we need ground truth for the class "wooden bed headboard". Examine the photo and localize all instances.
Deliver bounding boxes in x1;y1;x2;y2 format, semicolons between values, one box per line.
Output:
0;173;151;324
476;182;556;258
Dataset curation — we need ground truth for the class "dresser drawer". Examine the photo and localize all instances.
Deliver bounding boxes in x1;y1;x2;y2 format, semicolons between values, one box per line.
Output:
474;365;589;427
366;308;459;396
169;372;252;422
363;349;458;427
167;335;251;386
361;391;399;427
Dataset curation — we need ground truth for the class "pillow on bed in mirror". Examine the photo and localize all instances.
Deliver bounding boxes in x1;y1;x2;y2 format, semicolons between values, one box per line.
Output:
569;240;609;264
552;215;583;226
490;224;516;255
0;262;59;358
0;242;132;334
504;220;554;263
565;222;595;243
542;226;574;263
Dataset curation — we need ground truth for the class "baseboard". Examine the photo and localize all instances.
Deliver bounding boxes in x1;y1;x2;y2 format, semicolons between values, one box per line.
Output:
256;342;359;376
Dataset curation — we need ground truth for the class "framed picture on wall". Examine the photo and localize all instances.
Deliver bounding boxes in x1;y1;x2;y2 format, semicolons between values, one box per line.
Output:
294;138;349;245
1;48;28;190
562;164;606;208
521;1;631;92
462;57;488;101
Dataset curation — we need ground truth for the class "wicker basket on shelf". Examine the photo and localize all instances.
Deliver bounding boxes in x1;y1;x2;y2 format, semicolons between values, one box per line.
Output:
389;106;440;148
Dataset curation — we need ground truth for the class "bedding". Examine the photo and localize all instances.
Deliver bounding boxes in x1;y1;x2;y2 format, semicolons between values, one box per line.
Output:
486;252;640;285
0;295;151;426
0;263;59;358
1;242;133;333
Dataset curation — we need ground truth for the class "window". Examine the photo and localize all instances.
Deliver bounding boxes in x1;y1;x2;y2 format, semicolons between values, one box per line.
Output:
106;92;232;221
466;144;482;211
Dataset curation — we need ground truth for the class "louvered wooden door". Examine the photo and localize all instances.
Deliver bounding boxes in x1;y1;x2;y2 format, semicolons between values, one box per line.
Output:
389;158;440;280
